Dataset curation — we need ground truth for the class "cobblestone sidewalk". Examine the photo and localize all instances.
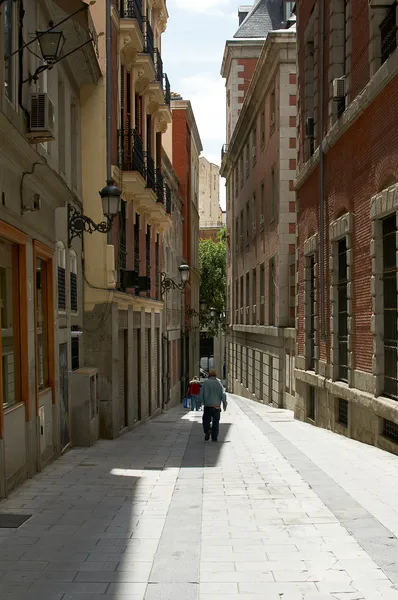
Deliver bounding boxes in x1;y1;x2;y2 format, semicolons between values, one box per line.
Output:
1;395;398;599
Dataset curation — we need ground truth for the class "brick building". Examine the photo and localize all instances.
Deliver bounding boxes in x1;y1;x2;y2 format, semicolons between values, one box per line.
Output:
295;0;398;452
221;1;297;407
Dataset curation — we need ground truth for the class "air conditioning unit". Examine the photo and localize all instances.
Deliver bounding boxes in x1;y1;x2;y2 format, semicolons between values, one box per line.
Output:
27;93;55;142
260;295;265;305
305;116;315;139
333;77;346;100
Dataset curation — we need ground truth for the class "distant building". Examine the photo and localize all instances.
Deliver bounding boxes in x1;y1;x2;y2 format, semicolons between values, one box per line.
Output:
199;157;221;228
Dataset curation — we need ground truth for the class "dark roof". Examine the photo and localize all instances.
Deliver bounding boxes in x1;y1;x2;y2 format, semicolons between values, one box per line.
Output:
233;0;283;39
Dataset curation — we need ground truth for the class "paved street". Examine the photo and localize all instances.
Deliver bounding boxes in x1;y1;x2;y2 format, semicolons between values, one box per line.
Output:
1;395;398;599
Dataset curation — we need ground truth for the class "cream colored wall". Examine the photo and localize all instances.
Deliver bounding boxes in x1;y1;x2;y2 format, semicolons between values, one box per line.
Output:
199;157;221;225
163;124;173;162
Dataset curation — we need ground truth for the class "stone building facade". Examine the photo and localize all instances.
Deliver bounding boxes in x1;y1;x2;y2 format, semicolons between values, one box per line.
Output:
199;156;221;227
0;0;100;496
295;0;398;453
221;3;297;409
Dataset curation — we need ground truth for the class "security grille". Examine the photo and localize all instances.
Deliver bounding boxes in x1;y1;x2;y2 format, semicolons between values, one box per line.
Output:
70;272;77;312
337;238;348;381
383;215;398;400
383;418;398;443
71;337;79;371
58;266;66;310
307;386;315;420
380;2;397;65
309;255;316;370
337;398;348;427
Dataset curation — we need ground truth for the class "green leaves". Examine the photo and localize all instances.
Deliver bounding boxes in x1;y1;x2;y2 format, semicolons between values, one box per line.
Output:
199;228;227;338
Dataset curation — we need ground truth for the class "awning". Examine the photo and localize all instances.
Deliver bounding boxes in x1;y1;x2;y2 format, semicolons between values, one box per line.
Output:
53;0;94;33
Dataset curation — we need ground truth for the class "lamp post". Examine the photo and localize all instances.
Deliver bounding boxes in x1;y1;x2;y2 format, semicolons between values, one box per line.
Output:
68;179;121;246
160;263;190;297
37;28;66;63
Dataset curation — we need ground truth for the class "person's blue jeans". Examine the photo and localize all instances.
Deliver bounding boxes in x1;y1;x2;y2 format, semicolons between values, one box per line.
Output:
203;406;221;440
191;395;200;411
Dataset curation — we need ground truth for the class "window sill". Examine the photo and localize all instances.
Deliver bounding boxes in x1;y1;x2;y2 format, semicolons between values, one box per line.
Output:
38;386;52;397
3;401;25;416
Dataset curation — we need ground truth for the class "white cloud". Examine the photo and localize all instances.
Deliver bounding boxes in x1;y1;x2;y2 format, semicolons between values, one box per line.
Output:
179;73;225;145
172;0;231;16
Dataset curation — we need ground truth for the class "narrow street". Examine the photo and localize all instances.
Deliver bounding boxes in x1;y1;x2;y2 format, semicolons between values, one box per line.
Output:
1;396;398;600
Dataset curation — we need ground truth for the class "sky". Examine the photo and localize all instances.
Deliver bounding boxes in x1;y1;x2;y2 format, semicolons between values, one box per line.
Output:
162;0;242;209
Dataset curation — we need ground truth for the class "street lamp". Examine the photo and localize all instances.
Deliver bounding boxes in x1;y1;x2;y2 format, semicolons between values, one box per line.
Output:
68;179;121;246
161;263;191;298
37;29;66;63
210;307;217;319
200;299;208;313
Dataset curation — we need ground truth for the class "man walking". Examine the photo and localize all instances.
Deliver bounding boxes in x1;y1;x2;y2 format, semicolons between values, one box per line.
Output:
199;369;227;442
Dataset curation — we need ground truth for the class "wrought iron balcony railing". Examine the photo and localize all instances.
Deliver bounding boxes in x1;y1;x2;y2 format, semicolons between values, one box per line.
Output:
156;169;164;204
165;183;172;214
143;17;154;63
164;73;171;106
145;153;156;191
118;128;145;177
154;49;163;86
221;143;229;161
119;0;143;31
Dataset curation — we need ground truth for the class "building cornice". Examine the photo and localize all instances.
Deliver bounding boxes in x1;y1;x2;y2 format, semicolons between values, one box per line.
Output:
171;99;203;154
221;38;265;79
295;43;398;190
220;31;296;177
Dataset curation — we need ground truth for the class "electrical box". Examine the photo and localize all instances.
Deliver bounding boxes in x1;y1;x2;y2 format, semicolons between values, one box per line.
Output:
70;367;99;447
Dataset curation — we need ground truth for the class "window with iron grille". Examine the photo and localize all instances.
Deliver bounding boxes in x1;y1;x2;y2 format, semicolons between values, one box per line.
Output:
337;238;348;381
383;215;398;400
71;337;79;371
260;263;265;326
246;272;250;323
70;272;77;312
252;268;257;325
134;213;140;274
307;385;315;420
380;2;397;65
308;255;316;370
269;257;275;326
383;418;398;442
146;225;151;298
337;398;348;427
235;279;239;323
240;276;244;324
58;266;66;310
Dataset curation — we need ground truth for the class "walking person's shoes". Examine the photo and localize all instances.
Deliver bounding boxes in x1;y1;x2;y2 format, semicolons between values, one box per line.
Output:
212;438;218;442
205;430;211;441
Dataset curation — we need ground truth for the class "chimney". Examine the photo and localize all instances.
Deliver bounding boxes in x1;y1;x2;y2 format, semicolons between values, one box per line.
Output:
238;5;251;25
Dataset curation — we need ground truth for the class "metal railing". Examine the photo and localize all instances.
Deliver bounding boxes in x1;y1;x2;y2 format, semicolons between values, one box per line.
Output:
156;169;164;204
221;143;229;161
144;17;154;62
165;183;171;213
164;73;171;106
119;0;143;31
118;128;145;177
154;49;163;86
145;153;156;190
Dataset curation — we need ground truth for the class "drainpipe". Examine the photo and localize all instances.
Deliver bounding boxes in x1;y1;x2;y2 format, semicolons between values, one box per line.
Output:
106;0;112;244
319;0;326;342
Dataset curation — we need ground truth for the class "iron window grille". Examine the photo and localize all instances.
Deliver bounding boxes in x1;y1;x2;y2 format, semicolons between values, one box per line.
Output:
307;386;315;420
143;17;154;62
70;273;77;312
383;215;398;400
145;153;156;191
119;0;143;30
383;418;398;443
337;398;348;427
156;169;164;205
71;337;79;371
380;2;397;65
165;183;172;213
118;128;145;177
337;238;348;381
308;255;316;370
58;266;66;310
146;226;151;298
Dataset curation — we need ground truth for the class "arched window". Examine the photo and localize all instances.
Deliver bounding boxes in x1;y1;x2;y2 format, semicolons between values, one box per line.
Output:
69;249;78;313
57;242;66;311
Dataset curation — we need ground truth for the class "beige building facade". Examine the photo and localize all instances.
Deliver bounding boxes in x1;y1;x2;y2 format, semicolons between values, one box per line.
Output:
199;156;222;227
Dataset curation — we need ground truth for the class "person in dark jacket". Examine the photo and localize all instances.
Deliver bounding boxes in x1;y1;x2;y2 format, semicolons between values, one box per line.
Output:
199;369;227;442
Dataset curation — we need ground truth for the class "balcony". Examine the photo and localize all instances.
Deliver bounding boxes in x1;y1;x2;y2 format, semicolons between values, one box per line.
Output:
156;169;164;204
164;74;171;107
119;0;144;68
145;153;156;191
165;182;172;214
154;49;163;85
144;17;154;62
135;17;156;92
118;129;145;177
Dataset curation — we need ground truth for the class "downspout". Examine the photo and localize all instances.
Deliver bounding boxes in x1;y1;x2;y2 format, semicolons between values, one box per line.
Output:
106;0;112;244
319;0;326;342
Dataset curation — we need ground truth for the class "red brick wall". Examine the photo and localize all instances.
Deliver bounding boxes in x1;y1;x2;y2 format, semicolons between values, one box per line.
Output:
237;58;259;105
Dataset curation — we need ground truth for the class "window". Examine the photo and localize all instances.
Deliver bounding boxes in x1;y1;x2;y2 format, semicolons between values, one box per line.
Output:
383;215;398;400
284;1;295;20
240;210;244;250
0;238;20;409
269;257;276;326
240;276;244;324
235;219;239;255
304;21;316;157
270;168;275;223
268;355;273;403
252;192;256;238
146;226;151;297
252;127;257;166
383;418;398;443
337;238;348;381
260;181;265;230
134;213;140;286
246;202;250;244
155;234;160;300
71;337;79;371
307;386;316;420
235;279;239;323
270;87;276;131
246;272;250;323
57;242;66;311
260;263;265;325
308;255;316;370
4;0;15;103
252;267;257;325
36;258;50;390
260;109;265;148
337;398;348;427
70;250;78;313
380;3;397;65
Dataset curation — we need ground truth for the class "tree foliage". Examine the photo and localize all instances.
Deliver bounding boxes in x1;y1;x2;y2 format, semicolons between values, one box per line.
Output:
199;228;227;337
